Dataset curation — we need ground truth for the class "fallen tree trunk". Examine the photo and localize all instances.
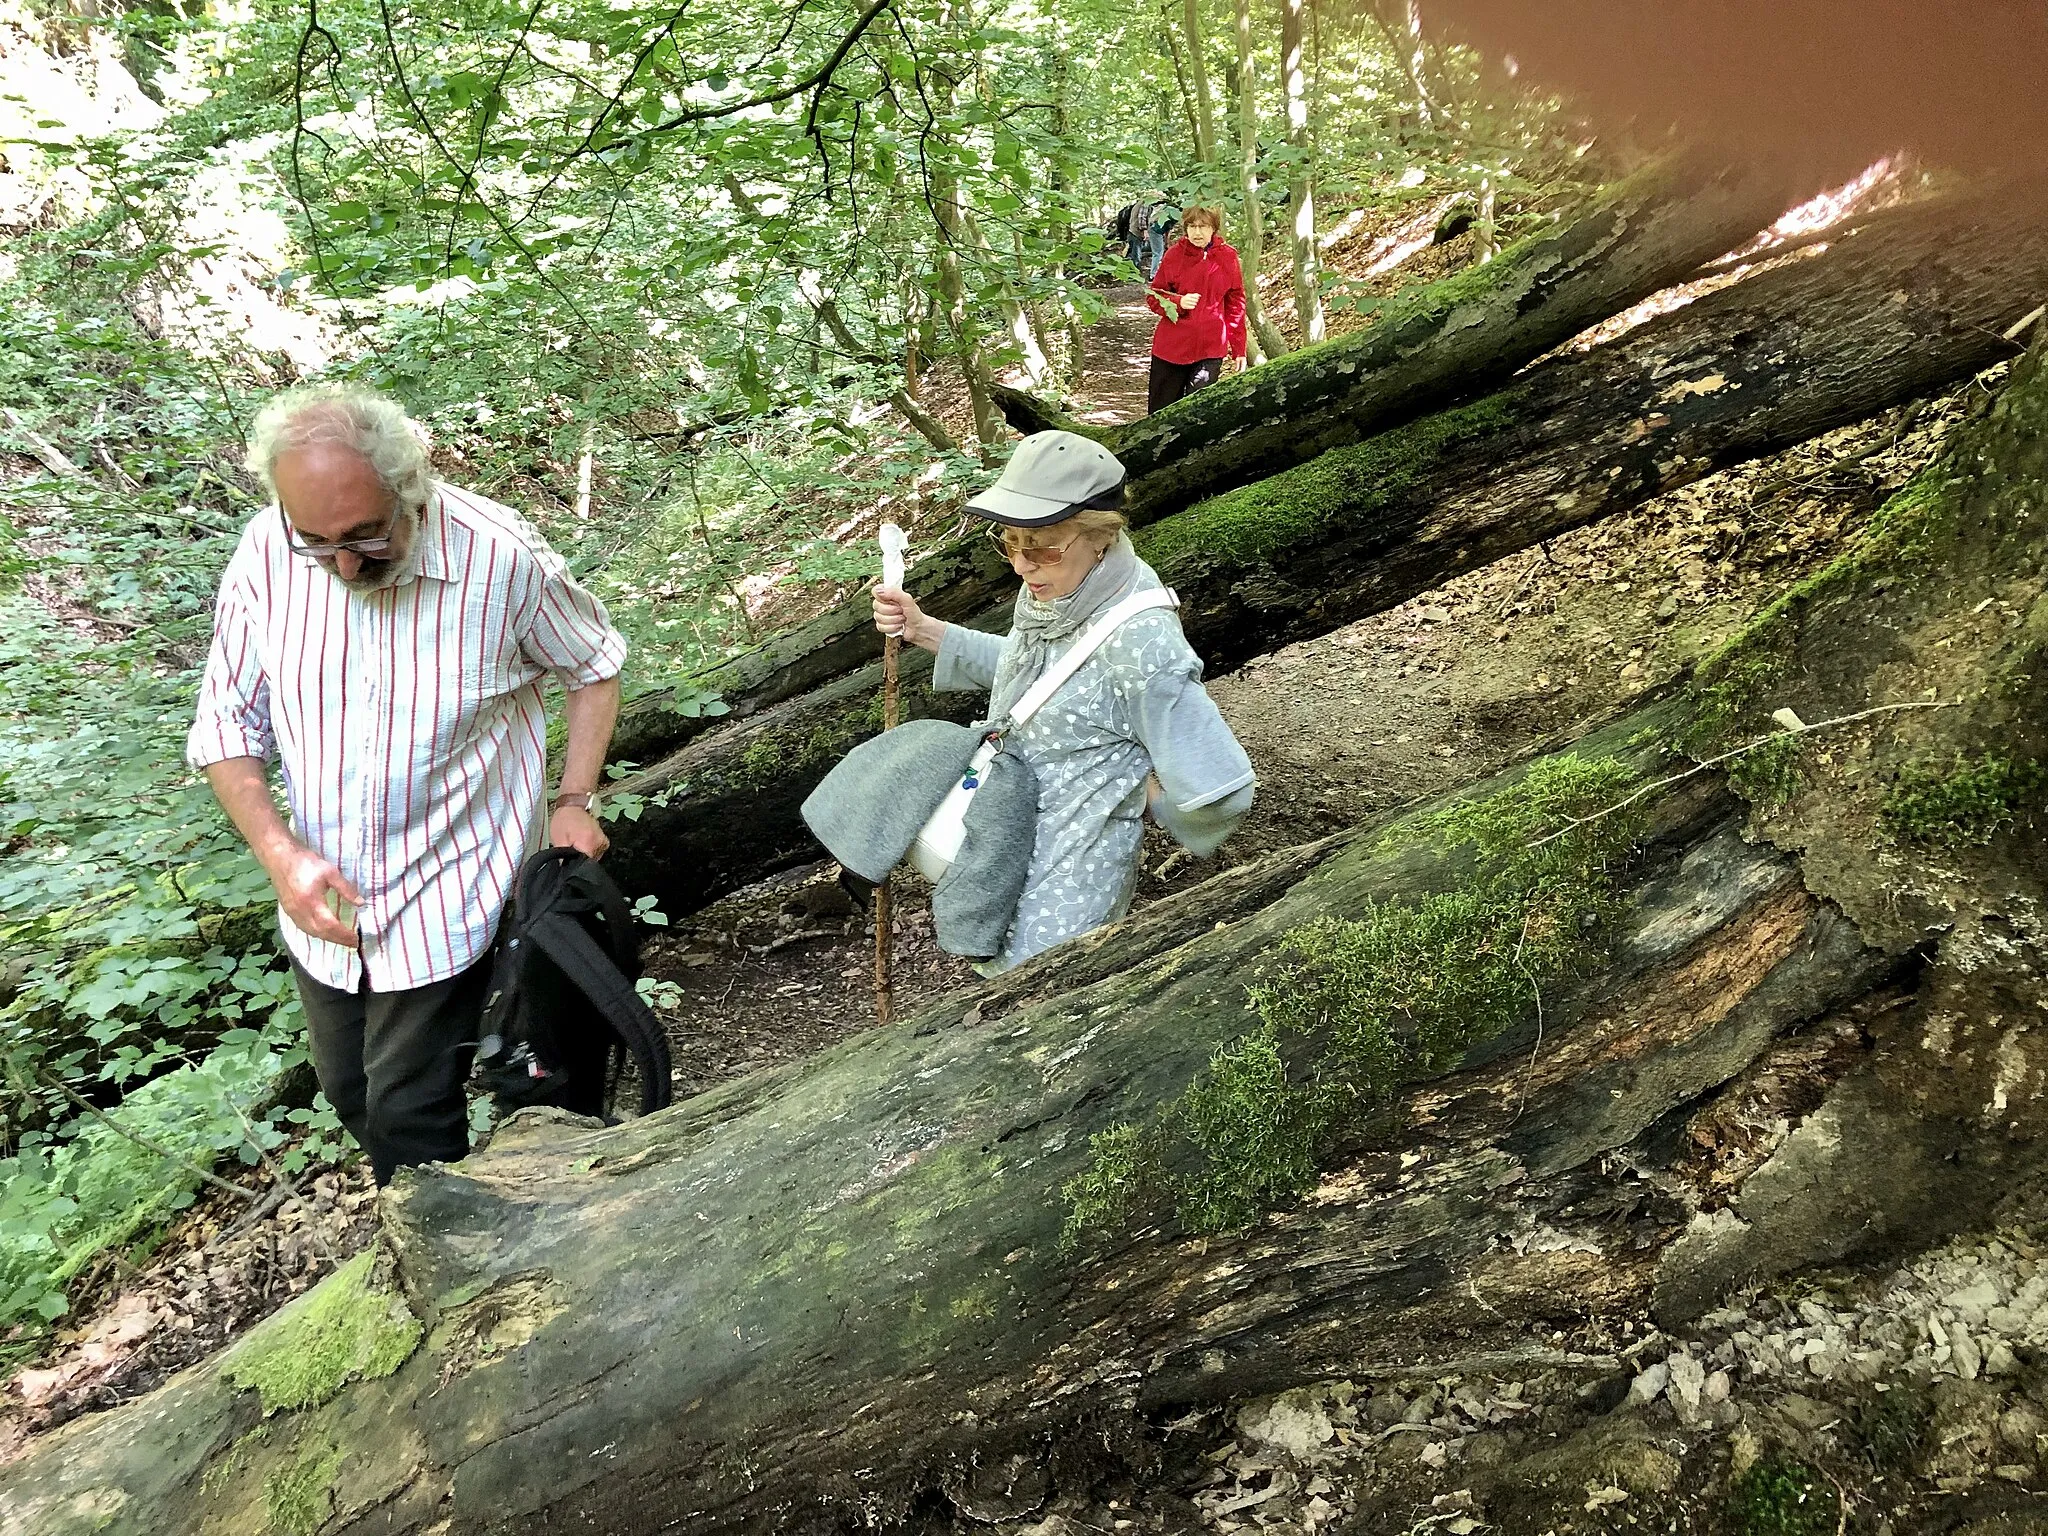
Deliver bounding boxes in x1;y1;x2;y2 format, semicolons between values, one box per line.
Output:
611;154;1796;768
1073;157;1804;521
14;340;2048;1532
0;719;1902;1535
605;182;2048;917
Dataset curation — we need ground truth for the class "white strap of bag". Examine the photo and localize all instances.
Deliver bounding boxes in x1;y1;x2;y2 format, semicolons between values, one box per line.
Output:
997;589;1178;733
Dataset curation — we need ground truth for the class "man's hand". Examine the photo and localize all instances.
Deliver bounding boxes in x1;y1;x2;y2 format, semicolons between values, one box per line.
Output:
551;804;610;859
268;843;364;948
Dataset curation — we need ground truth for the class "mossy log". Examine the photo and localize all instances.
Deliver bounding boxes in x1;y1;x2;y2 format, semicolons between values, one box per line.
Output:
0;718;1898;1536
9;342;2048;1531
604;182;2048;918
1047;155;1803;522
610;155;1793;770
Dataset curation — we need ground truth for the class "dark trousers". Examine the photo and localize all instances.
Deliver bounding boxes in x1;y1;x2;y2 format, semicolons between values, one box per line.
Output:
292;956;489;1184
1148;355;1225;414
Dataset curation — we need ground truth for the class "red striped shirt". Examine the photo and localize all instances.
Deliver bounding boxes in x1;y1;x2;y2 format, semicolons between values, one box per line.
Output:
187;483;628;991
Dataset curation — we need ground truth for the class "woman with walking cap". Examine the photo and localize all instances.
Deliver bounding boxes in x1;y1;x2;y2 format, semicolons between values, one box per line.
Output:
1144;205;1247;414
872;431;1256;973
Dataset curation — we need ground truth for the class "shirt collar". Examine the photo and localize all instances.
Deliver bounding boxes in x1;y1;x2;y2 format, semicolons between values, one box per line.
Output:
409;486;453;584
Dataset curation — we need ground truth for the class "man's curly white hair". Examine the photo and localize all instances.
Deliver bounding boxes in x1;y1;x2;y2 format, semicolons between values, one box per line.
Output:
245;384;433;510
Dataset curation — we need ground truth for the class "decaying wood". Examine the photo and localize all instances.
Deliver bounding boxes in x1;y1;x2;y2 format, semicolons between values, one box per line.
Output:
604;183;2048;918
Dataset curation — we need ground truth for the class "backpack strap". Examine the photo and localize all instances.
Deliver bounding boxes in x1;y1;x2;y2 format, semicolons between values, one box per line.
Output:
1002;589;1178;730
521;911;673;1116
488;848;673;1116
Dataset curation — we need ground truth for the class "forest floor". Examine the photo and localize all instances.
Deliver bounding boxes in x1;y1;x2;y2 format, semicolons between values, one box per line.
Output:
0;237;1995;1514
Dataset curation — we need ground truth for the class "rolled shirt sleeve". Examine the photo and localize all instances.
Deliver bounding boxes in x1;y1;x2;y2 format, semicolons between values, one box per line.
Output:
186;579;275;769
1114;617;1256;856
516;544;628;686
933;622;1007;693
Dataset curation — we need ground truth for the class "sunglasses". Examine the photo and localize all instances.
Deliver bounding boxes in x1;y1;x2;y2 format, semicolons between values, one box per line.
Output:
986;526;1084;565
280;502;402;559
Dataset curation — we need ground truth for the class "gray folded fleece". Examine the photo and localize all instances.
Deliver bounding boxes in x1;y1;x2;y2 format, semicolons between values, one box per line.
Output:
801;717;1040;961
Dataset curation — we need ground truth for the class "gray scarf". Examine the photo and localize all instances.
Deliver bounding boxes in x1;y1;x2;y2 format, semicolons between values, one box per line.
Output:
988;533;1161;722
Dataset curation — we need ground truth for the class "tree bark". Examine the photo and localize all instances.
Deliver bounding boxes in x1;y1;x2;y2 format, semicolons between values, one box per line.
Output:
1370;0;1436;129
927;19;1000;452
0;725;1900;1535
13;328;2048;1536
1233;0;1290;360
1181;0;1220;164
606;182;2048;914
1280;0;1326;344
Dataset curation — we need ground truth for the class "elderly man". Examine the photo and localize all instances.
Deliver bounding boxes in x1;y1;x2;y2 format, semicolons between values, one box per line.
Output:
188;385;627;1183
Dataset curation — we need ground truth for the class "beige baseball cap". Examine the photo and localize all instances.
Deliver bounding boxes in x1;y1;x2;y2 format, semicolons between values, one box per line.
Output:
964;430;1128;528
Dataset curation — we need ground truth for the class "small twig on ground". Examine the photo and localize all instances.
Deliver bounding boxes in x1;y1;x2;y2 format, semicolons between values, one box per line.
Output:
746;925;852;957
1527;699;1956;850
1495;551;1543;616
1510;914;1545;1123
717;952;748;1006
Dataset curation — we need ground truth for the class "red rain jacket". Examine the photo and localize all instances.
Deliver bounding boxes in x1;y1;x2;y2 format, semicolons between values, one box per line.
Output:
1146;237;1248;365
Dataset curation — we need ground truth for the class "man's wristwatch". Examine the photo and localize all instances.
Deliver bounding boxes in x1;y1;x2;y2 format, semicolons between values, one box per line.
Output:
551;791;597;815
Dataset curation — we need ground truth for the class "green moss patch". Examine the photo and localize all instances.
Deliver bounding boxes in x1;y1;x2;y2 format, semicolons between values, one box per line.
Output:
1135;392;1516;576
1883;752;2048;849
1064;753;1643;1242
223;1250;421;1415
1727;732;1807;808
263;1444;344;1536
1726;1454;1839;1536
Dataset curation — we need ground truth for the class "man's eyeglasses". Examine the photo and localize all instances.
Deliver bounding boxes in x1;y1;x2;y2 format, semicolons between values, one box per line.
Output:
281;503;400;559
987;526;1082;565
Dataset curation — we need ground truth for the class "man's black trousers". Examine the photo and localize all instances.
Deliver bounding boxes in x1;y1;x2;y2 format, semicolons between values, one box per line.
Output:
291;955;487;1185
1148;355;1224;413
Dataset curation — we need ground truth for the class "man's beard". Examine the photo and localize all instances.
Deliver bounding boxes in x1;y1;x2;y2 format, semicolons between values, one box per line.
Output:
329;505;422;593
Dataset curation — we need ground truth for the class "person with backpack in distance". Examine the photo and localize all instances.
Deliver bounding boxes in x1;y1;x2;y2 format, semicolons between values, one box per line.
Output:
187;384;628;1183
866;431;1256;974
1144;205;1247;413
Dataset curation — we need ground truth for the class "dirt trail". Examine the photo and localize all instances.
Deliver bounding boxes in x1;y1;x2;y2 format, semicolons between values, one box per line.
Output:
1065;281;1160;427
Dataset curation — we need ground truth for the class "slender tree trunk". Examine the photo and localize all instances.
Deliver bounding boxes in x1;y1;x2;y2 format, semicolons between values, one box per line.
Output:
927;36;1000;451
1233;0;1289;360
1475;171;1499;262
1281;0;1326;343
964;210;1054;388
1181;0;1220;164
1157;7;1204;155
1047;47;1090;381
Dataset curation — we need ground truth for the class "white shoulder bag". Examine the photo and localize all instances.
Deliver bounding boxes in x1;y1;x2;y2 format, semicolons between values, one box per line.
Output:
907;589;1177;884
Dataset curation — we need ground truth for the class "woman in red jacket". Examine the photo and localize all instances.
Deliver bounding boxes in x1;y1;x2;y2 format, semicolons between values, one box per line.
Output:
1144;206;1247;414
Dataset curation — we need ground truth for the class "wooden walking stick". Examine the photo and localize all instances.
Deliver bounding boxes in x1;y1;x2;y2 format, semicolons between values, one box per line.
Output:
874;522;909;1024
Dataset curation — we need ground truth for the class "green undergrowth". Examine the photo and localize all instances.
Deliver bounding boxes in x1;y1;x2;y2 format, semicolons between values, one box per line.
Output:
1726;1454;1839;1536
1137;391;1517;574
1063;753;1644;1243
1883;752;2048;849
223;1248;422;1415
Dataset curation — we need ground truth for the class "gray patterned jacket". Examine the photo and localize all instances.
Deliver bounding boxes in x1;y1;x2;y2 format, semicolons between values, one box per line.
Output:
934;604;1254;973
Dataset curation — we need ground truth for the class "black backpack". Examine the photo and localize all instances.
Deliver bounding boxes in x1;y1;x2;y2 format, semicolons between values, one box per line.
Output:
472;847;673;1119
